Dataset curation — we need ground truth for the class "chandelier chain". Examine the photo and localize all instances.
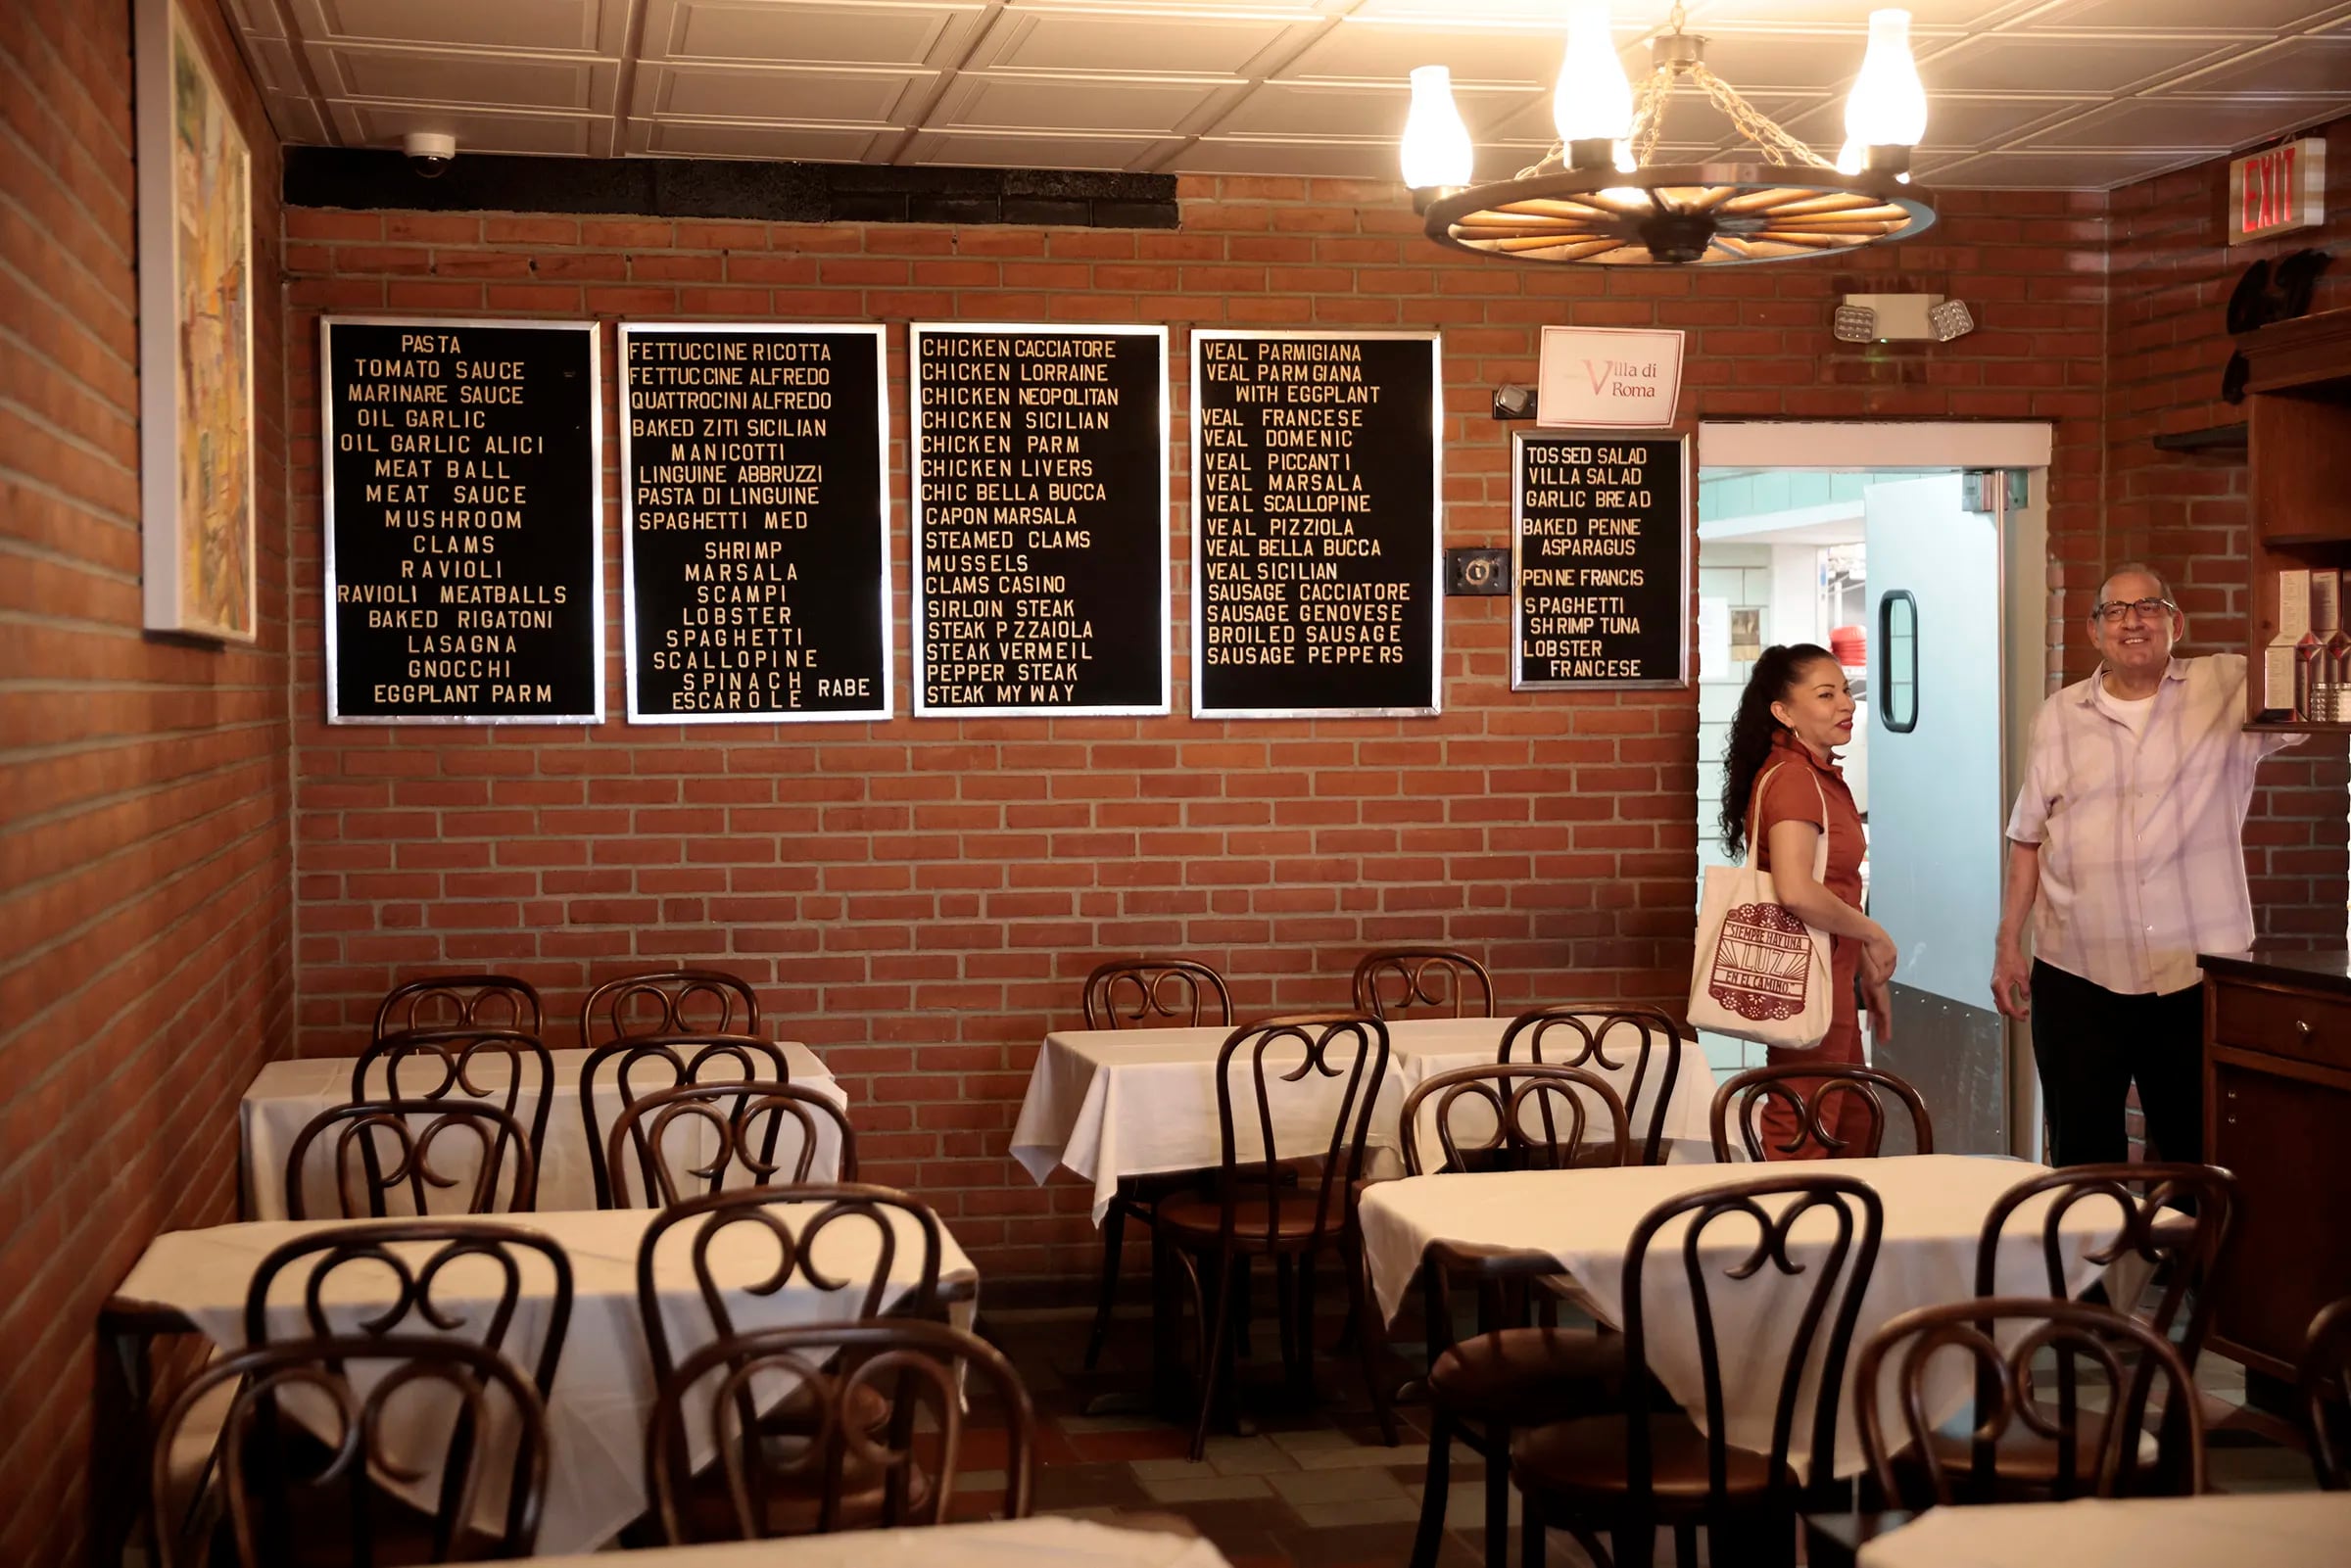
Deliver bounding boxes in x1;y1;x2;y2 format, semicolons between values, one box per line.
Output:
1691;65;1825;168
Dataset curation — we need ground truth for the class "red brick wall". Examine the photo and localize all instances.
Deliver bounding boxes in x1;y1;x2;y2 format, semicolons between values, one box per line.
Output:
2106;115;2351;944
284;184;2107;1279
0;1;292;1558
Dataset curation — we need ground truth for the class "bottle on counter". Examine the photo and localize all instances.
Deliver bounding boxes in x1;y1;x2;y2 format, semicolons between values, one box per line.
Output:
2270;567;2312;720
2312;571;2344;724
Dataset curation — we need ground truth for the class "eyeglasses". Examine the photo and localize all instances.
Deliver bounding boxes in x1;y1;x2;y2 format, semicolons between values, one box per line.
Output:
2093;596;2176;624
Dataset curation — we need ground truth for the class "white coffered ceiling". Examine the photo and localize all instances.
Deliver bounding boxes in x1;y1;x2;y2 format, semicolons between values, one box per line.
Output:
225;0;2351;189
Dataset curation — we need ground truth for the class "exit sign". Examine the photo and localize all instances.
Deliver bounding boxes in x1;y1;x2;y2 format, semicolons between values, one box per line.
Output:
2229;137;2327;245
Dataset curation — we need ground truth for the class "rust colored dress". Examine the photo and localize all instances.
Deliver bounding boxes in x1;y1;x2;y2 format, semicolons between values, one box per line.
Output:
1748;730;1872;1159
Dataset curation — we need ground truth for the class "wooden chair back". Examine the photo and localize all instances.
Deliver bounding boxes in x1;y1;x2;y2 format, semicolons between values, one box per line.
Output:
635;1183;946;1386
581;969;761;1049
602;1080;856;1210
1857;1298;2205;1507
1082;958;1233;1029
1203;1014;1390;1252
1618;1171;1884;1506
351;1027;553;1188
373;974;543;1040
241;1221;575;1403
1399;1062;1629;1175
1977;1163;2235;1356
2300;1295;2351;1490
579;1033;794;1207
1710;1062;1935;1160
285;1100;538;1219
646;1319;1032;1541
153;1335;549;1567
1351;948;1494;1020
1499;1004;1685;1165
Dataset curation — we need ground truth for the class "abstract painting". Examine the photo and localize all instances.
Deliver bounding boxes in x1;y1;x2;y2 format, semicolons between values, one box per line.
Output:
136;0;255;641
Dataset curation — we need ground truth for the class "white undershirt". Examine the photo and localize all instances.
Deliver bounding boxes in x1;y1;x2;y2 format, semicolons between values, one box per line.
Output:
2095;680;2157;737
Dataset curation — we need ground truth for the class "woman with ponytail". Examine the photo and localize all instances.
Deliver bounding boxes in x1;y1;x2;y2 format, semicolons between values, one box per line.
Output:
1719;643;1897;1158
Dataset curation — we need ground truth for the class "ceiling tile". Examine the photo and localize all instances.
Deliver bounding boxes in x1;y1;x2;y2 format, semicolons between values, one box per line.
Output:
929;72;1246;136
2020;0;2341;29
642;119;889;161
1278;19;1592;88
243;34;308;95
291;0;623;54
1921;147;2208;187
1775;92;2086;151
1683;0;2037;25
1215;79;1536;139
636;63;930;122
643;0;986;67
1169;136;1410;178
904;128;1174;169
2152;34;2351;95
966;5;1314;76
2023;92;2351;147
1918;33;2241;93
1486;87;1830;150
224;0;287;39
308;44;615;111
329;100;608;156
263;90;333;144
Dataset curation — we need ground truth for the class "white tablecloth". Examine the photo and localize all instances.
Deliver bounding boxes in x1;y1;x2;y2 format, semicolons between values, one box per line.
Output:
115;1205;976;1553
1856;1493;2351;1568
1010;1015;1716;1222
1357;1155;2130;1481
242;1040;845;1218
517;1515;1234;1568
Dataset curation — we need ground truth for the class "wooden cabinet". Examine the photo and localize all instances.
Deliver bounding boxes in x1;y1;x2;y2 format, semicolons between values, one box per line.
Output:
2202;951;2351;1381
2239;309;2351;729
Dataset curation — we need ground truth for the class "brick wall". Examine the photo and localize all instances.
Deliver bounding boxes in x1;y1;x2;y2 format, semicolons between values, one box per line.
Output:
284;184;2107;1280
0;0;292;1558
2105;115;2351;944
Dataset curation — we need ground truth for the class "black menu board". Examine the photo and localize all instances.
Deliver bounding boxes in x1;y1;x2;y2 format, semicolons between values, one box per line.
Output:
910;324;1170;716
321;317;602;724
1189;330;1443;718
1511;431;1689;689
621;324;889;723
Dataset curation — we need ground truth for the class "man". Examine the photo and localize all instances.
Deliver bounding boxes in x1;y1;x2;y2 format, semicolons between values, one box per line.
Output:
1991;564;2298;1165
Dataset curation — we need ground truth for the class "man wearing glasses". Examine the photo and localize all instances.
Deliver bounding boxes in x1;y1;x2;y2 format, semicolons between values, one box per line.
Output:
1991;564;2301;1165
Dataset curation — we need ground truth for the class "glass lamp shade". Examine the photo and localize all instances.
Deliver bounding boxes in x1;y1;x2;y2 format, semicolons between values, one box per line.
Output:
1552;3;1633;146
1844;9;1928;149
1401;65;1475;188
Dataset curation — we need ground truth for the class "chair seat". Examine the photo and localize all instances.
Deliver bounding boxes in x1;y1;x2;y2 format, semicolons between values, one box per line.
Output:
1512;1411;1797;1505
1428;1328;1628;1421
1156;1188;1345;1247
1919;1405;2162;1490
674;1440;936;1540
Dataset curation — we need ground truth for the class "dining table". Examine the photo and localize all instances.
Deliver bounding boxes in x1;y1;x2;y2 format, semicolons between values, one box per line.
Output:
511;1514;1233;1567
99;1201;976;1555
1356;1154;2145;1482
239;1036;847;1218
1010;1012;1717;1223
1845;1493;2351;1568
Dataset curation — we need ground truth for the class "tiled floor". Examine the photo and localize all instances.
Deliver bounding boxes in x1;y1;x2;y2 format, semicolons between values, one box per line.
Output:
957;1295;2320;1568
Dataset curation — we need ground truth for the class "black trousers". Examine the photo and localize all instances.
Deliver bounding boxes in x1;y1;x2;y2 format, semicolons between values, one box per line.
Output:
2029;959;2204;1166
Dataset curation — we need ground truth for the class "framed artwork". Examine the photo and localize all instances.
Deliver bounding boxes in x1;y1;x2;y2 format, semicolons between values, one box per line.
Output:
135;0;257;641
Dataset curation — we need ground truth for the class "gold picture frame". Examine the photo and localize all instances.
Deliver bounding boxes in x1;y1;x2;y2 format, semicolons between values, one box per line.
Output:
135;0;257;641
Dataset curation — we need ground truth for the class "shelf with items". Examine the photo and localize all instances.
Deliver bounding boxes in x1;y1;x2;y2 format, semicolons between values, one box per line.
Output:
2239;308;2351;729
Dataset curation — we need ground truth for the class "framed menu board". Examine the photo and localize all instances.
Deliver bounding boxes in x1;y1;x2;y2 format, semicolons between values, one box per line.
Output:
910;323;1171;716
1189;330;1443;719
1511;430;1690;690
321;317;603;725
620;323;890;723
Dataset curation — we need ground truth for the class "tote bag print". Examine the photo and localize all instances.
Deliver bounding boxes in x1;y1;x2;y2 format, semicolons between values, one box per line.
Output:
1689;764;1835;1049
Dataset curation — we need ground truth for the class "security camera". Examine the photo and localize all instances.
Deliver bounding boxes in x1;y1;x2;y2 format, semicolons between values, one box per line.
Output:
402;132;456;178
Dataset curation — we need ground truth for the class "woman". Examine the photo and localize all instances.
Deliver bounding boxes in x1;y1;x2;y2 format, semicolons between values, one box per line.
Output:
1719;643;1896;1159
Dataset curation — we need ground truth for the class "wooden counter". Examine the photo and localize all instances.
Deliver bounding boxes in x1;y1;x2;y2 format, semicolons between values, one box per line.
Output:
2200;949;2351;1381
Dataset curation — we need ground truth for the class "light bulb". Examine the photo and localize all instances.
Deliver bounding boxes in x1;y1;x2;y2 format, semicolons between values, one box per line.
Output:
1553;4;1632;147
1835;140;1863;176
1844;10;1928;150
1401;65;1474;189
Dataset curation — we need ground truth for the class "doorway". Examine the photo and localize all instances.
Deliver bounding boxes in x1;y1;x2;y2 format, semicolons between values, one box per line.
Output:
1690;426;2049;1159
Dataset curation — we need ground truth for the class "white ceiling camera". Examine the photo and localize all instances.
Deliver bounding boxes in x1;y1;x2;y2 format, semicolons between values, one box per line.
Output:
402;131;456;178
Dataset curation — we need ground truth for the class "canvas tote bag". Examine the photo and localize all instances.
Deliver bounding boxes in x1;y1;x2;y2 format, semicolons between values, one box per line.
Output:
1688;762;1836;1050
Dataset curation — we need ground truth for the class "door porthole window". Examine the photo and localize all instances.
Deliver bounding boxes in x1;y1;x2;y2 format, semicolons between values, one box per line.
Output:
1880;591;1918;734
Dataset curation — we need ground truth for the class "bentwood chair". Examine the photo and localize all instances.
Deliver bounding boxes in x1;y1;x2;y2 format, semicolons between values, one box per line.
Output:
1858;1299;2205;1508
153;1337;551;1567
580;969;762;1049
1156;1013;1395;1460
351;1027;555;1195
1400;1063;1634;1568
580;1033;796;1208
1077;957;1235;1370
1942;1164;2235;1496
1511;1172;1885;1568
373;974;544;1041
1709;1062;1935;1161
2298;1295;2351;1490
646;1320;1033;1542
1352;948;1495;1021
1499;1004;1686;1166
284;1100;539;1218
601;1080;857;1209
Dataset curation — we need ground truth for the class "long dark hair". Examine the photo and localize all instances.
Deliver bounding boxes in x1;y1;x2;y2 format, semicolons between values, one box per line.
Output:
1720;642;1839;859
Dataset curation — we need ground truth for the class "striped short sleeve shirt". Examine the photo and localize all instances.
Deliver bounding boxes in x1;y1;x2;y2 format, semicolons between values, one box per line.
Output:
2005;653;2297;997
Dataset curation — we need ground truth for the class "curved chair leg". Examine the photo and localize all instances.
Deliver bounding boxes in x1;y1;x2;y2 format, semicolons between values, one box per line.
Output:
1084;1191;1130;1371
1410;1407;1454;1568
1484;1420;1513;1568
1189;1255;1236;1463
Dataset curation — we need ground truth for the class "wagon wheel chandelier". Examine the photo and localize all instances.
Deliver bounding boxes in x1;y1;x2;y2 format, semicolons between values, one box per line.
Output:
1401;5;1938;266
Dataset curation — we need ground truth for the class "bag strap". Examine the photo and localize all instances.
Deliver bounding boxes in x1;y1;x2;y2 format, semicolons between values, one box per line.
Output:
1749;758;1836;883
